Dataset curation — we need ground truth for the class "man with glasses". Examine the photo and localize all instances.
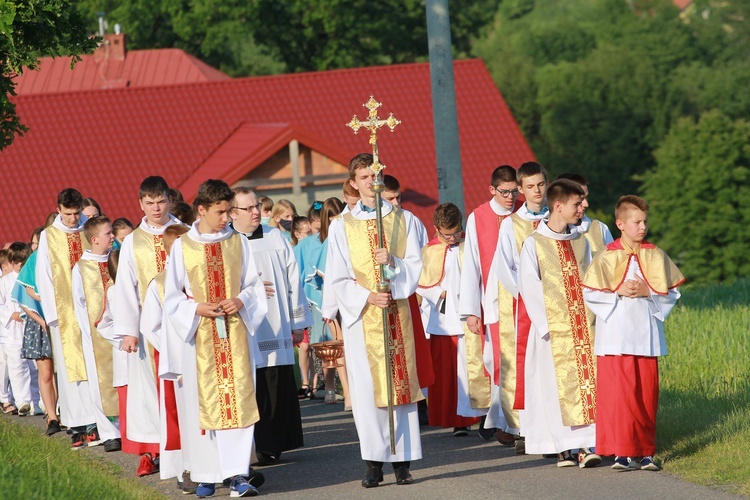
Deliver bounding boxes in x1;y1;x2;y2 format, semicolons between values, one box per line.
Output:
487;161;550;454
458;165;521;444
229;187;311;468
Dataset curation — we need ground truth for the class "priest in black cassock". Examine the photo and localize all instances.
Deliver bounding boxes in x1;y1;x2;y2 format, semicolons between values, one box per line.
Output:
230;187;312;464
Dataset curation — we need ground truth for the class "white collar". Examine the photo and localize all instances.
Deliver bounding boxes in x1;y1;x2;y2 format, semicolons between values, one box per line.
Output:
187;221;234;243
536;220;580;241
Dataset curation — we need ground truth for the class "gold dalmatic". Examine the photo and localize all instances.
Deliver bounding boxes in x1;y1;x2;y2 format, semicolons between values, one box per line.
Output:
419;242;491;409
531;232;596;426
498;214;540;429
78;259;119;416
182;234;259;430
343;209;423;408
46;227;90;382
584;220;607;258
133;227;168;374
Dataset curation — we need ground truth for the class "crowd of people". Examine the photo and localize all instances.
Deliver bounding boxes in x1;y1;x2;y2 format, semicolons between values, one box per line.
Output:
0;154;685;497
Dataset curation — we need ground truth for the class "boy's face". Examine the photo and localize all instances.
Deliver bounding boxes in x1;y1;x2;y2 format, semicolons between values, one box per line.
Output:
382;189;401;207
198;201;232;233
616;208;648;244
92;223;115;251
139;193;171;226
114;226;133;243
435;224;462;245
519;173;547;207
490;181;519;210
350;167;375;199
555;195;584;226
58;205;82;228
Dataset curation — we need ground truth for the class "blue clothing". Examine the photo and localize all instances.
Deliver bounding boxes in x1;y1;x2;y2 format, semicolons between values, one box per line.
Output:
295;235;328;343
12;251;43;318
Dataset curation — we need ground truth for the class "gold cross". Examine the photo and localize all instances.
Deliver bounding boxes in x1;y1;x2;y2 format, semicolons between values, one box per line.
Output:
346;96;401;176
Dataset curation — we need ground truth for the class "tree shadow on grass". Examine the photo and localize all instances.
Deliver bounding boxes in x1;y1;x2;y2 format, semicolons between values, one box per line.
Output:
657;386;750;461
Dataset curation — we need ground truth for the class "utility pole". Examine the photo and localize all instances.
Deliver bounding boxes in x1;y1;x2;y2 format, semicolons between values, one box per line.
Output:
426;0;465;215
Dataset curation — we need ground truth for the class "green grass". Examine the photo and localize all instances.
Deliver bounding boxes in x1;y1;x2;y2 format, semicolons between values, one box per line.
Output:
0;418;162;499
658;279;750;496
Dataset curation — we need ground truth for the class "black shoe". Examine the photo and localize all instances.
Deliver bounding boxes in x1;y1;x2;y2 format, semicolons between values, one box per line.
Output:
248;469;265;489
361;463;383;488
453;427;469;437
394;466;414;485
46;419;61;436
477;416;495;440
253;452;280;466
103;438;122;452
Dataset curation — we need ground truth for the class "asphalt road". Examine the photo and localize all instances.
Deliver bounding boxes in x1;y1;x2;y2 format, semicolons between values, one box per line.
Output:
7;395;744;499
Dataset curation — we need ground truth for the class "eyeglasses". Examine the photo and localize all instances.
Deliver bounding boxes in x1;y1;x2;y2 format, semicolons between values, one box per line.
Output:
233;203;262;213
492;187;520;198
437;229;462;241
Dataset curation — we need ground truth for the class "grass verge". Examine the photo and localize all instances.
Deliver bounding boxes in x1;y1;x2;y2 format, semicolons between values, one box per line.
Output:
0;417;162;499
658;279;750;496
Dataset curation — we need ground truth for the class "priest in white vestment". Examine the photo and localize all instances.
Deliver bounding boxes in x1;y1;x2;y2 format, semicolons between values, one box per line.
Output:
230;187;311;464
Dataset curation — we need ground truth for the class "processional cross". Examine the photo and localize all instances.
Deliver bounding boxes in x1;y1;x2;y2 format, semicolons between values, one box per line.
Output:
346;96;401;454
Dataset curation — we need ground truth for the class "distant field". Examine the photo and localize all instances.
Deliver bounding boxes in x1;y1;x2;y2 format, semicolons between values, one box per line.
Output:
0;417;161;499
658;279;750;496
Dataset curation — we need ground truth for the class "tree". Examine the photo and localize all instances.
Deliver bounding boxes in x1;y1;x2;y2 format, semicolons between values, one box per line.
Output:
1;0;97;149
641;110;750;284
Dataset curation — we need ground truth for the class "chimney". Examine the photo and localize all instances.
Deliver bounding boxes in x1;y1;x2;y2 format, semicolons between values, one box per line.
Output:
94;32;127;62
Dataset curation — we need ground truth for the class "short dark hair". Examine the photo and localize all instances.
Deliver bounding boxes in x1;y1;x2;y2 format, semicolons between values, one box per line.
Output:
348;153;373;180
383;174;400;192
433;203;463;230
555;172;588;186
139;176;170;200
546;179;584;212
491;165;517;187
517;162;548;184
7;242;31;265
615;195;649;221
169;188;184;204
170;202;196;226
83;216;112;244
57;188;83;209
111;218;134;234
108;250;120;283
193;179;234;211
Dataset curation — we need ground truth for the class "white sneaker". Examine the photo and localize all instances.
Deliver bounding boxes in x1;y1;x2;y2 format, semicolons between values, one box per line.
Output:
17;402;31;417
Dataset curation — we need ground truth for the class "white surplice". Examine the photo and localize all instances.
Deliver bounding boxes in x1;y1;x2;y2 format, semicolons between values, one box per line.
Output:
36;215;95;428
72;251;120;442
518;221;595;454
326;201;423;462
113;216;179;445
140;277;183;480
584;258;680;357
96;288;128;388
240;226;311;368
164;223;267;484
457;199;513;426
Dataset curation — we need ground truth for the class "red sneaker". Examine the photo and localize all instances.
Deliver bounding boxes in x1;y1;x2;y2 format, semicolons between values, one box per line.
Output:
137;453;159;477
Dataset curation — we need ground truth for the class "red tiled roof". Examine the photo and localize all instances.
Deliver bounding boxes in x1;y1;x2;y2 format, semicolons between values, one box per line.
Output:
13;48;228;95
1;59;535;242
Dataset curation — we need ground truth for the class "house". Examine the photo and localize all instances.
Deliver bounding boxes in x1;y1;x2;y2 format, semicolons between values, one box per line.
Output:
2;57;534;241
